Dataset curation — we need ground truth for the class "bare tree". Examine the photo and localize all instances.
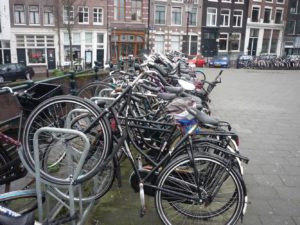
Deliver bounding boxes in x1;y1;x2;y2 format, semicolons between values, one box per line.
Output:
58;0;86;70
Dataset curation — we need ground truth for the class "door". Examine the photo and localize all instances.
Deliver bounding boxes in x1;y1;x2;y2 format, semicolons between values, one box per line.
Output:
85;51;92;69
3;50;11;64
47;49;56;70
17;49;26;65
96;49;104;68
202;31;218;57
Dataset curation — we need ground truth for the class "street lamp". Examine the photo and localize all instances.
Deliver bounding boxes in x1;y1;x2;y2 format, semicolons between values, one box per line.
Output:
184;0;194;56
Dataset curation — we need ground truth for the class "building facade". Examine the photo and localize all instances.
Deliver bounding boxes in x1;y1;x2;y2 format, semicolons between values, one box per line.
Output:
149;0;203;56
201;0;249;58
9;0;108;71
0;0;12;64
284;0;300;55
107;0;149;62
244;0;288;56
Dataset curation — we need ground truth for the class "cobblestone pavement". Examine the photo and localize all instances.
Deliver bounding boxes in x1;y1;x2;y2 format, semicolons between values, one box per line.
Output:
89;68;300;225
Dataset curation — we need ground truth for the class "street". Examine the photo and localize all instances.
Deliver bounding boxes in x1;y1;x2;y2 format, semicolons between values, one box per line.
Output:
89;68;300;225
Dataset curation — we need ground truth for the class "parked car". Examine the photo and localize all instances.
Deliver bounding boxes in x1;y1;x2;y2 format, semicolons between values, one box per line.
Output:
188;55;206;67
236;55;254;68
209;55;230;68
0;63;34;83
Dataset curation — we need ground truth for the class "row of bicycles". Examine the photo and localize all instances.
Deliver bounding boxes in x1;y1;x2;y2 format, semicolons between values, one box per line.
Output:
239;54;300;70
0;51;249;225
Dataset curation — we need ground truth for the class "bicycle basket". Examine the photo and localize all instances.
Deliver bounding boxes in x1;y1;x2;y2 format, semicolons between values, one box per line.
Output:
17;83;63;113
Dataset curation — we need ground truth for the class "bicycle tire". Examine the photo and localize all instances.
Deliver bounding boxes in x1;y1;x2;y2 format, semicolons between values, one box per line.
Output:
0;189;44;215
22;95;112;186
77;81;115;99
155;153;245;225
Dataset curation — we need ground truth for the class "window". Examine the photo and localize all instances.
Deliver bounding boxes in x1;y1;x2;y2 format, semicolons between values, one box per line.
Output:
14;5;25;24
219;33;228;51
172;7;182;25
170;36;180;51
29;5;39;24
63;6;74;23
28;49;45;64
114;0;125;20
230;33;240;51
277;0;284;3
97;34;104;43
270;30;279;53
79;6;89;23
263;8;271;23
155;6;166;24
155;35;164;53
286;21;296;34
275;9;283;24
235;0;244;3
290;0;298;14
131;0;142;21
251;7;260;22
220;9;230;27
97;33;104;48
44;6;54;25
73;33;81;44
233;10;243;27
0;18;1;33
190;35;198;55
85;32;92;44
188;8;197;26
222;0;231;2
207;8;217;26
262;29;271;53
93;8;103;24
297;20;300;34
265;0;272;2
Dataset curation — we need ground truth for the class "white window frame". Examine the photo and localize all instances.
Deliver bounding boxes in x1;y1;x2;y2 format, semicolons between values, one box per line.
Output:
230;33;241;52
63;6;74;24
155;5;166;25
171;7;182;26
222;0;231;3
265;0;273;3
206;7;217;26
44;6;54;26
188;8;197;27
220;9;230;27
276;0;284;3
263;7;272;23
274;8;283;24
29;5;40;25
93;7;103;25
287;20;296;35
219;33;229;52
170;35;180;51
172;0;183;2
235;0;244;3
233;9;243;27
251;6;260;22
14;4;26;25
78;6;89;24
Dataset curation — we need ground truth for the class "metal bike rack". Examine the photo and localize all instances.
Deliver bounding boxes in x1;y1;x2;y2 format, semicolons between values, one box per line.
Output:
19;127;97;225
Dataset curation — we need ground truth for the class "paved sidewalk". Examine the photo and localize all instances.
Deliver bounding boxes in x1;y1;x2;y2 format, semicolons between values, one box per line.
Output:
209;68;300;225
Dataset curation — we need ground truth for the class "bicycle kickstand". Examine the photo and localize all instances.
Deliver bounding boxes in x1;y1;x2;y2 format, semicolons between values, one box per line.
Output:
139;182;146;217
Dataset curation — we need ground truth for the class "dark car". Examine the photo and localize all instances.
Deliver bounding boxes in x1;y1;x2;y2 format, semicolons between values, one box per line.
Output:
0;63;34;83
209;55;230;68
236;55;254;68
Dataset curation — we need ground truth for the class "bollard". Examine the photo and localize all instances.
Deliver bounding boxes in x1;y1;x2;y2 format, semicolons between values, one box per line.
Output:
70;72;77;95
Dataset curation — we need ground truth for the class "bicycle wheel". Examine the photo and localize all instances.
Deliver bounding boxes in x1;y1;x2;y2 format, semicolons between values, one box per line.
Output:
77;81;114;99
22;95;112;186
0;189;43;214
155;153;245;225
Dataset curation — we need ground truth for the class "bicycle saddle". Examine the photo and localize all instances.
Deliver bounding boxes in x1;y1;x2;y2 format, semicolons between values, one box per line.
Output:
157;93;177;101
0;211;34;225
164;86;183;94
187;108;219;127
